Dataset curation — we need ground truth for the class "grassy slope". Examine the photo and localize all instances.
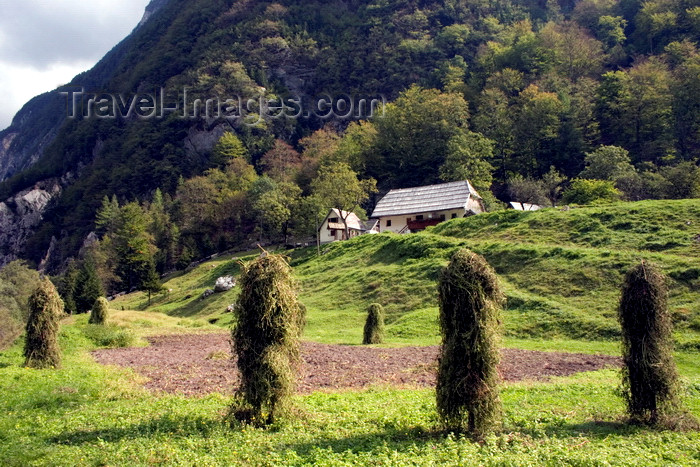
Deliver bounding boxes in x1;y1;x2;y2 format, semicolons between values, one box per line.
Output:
114;199;700;348
3;199;700;465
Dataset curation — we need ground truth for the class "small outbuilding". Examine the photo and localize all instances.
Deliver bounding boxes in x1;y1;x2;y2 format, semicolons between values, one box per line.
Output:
318;209;379;243
508;201;542;211
371;180;485;234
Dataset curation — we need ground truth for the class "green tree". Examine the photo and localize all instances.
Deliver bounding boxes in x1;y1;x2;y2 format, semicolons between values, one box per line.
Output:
251;180;302;243
57;259;79;315
311;163;377;240
148;189;180;273
562;179;621;204
112;203;159;291
540;166;567;207
74;257;105;314
597;60;675;164
439;132;495;191
370;86;471;188
212;131;248;165
658;161;700;199
507;175;549;206
95;195;120;236
579;145;636;181
512;85;564;175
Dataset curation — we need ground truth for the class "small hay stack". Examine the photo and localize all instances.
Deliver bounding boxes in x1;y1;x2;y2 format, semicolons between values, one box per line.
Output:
89;297;109;325
363;303;385;345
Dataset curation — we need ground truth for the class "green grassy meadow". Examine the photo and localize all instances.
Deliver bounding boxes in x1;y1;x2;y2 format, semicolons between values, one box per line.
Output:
1;199;699;465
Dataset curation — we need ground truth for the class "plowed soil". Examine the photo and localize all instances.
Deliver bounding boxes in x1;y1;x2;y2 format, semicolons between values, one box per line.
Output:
92;333;620;396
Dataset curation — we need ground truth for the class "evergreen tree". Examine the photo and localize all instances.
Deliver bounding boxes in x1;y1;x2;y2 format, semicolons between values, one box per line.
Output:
112;203;159;291
57;259;78;315
74;258;104;314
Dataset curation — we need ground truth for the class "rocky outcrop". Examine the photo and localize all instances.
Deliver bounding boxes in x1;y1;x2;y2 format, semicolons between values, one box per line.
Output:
0;180;61;267
137;0;171;28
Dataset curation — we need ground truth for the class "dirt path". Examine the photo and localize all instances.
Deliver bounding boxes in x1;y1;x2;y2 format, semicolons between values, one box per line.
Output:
92;333;620;396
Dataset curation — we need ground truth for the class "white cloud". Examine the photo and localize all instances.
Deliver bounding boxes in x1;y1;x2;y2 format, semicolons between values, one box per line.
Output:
0;0;151;129
0;61;92;129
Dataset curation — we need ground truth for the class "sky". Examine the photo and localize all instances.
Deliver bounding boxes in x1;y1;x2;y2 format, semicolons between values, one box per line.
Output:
0;0;151;130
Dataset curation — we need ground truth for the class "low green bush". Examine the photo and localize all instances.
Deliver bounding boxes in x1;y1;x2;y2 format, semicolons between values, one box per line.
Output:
82;324;135;348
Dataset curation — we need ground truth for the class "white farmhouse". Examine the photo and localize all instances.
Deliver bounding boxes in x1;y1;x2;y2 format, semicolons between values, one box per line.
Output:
318;208;379;243
371;180;485;234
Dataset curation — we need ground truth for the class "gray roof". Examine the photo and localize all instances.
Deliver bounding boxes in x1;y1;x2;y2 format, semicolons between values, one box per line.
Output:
371;180;482;218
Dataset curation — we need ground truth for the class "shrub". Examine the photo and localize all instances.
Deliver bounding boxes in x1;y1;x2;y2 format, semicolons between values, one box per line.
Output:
24;278;64;369
619;261;678;425
562;179;620;205
230;253;305;426
83;324;135;348
363;303;385;344
89;297;109;325
74;259;104;314
436;249;504;438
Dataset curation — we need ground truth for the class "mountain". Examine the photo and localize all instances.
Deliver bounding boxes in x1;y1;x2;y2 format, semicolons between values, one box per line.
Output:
0;0;698;270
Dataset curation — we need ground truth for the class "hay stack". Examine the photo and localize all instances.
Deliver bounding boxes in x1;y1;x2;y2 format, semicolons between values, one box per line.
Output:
230;253;305;425
89;297;109;325
619;261;678;424
24;278;64;369
363;303;385;345
436;248;504;437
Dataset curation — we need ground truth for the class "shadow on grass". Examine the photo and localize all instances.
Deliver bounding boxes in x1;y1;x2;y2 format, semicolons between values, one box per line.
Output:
281;424;441;459
514;419;641;439
51;414;224;445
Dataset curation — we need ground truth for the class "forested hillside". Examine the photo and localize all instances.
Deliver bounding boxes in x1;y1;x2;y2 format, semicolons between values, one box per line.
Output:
0;0;698;283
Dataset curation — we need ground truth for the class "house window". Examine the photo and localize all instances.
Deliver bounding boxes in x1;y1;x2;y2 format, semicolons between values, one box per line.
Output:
415;215;424;220
386;220;392;227
329;217;338;223
451;213;457;219
440;214;446;221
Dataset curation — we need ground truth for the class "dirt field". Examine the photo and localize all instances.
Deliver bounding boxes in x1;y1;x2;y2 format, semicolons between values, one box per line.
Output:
92;333;621;396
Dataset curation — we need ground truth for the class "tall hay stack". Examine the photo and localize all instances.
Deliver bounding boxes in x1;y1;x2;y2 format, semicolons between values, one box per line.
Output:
230;253;305;425
619;261;678;425
24;278;64;369
437;249;504;438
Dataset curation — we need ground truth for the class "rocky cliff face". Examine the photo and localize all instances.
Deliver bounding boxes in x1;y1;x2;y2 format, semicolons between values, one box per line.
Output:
0;0;171;182
0;180;62;267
